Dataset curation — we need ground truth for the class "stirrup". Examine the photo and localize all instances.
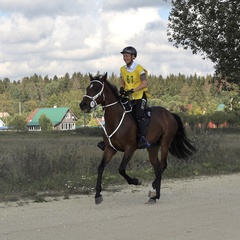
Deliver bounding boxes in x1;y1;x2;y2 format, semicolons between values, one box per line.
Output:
97;141;105;151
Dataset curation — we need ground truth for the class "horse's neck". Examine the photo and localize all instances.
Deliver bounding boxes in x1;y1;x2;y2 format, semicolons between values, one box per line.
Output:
103;90;124;127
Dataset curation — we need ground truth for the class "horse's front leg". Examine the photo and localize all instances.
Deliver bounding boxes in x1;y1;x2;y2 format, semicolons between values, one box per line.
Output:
118;149;141;185
95;159;105;204
95;148;116;204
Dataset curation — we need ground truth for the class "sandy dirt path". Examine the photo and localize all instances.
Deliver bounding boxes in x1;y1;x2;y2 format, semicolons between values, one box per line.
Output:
1;173;240;240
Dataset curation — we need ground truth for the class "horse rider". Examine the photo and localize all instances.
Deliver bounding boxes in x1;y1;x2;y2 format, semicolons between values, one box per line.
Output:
119;46;151;149
97;46;151;150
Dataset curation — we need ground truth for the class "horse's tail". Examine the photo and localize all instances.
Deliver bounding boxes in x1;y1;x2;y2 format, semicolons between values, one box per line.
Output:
169;113;196;159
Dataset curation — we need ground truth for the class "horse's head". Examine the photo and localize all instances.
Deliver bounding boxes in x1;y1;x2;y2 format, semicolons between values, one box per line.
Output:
80;73;107;113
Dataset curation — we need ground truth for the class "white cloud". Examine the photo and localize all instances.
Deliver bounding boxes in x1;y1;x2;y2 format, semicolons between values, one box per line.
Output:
103;8;159;44
0;0;92;18
0;0;214;81
102;0;171;11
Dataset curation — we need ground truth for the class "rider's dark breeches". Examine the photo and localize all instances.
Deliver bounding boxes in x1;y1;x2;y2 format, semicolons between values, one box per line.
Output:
135;95;147;120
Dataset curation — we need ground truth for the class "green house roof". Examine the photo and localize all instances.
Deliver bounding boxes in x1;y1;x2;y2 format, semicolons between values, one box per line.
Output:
27;107;69;126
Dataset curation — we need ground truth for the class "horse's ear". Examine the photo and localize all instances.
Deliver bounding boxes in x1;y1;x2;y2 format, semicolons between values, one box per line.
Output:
101;72;107;81
89;73;93;81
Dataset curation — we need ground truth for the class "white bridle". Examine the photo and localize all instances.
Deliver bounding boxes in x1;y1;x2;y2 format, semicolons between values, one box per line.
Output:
83;80;105;109
83;80;132;151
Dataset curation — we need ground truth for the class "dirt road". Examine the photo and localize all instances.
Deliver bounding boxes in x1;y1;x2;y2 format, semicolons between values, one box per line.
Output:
1;173;240;240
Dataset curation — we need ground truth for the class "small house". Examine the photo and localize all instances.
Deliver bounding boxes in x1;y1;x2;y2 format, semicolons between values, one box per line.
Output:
0;119;8;130
0;112;10;118
27;107;78;131
0;119;5;127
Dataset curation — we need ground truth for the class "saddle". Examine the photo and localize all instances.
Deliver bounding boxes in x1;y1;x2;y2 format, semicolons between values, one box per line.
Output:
97;98;152;151
121;97;152;126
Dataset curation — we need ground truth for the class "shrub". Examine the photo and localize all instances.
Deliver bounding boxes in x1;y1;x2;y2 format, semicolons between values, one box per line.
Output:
9;115;27;131
39;114;53;131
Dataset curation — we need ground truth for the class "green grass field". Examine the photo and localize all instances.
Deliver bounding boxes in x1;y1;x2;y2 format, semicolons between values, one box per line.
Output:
0;128;239;202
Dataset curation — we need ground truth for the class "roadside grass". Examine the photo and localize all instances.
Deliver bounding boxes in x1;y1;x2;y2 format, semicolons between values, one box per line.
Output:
0;128;239;202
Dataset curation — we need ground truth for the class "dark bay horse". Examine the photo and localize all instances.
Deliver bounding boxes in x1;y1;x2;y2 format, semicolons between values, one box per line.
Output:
80;73;196;204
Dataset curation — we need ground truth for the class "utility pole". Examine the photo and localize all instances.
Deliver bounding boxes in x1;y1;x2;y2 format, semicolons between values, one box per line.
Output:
19;101;21;115
84;112;86;126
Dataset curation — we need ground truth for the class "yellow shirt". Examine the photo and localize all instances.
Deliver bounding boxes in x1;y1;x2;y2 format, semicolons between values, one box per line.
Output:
120;63;150;100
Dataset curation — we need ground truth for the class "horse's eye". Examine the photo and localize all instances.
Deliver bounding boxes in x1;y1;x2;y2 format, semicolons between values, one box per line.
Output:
90;84;93;89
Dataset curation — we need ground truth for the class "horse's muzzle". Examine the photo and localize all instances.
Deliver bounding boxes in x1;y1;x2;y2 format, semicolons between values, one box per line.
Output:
79;101;91;113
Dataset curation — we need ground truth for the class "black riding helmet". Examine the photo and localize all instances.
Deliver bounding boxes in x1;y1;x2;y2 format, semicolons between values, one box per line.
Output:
120;46;137;58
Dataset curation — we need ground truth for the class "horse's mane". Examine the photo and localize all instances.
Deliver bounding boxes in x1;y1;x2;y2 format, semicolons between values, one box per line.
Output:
93;75;120;100
104;79;120;99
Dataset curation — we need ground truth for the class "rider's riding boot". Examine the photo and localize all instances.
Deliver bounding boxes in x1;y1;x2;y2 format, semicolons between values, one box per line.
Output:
138;135;151;149
137;119;151;149
97;141;105;151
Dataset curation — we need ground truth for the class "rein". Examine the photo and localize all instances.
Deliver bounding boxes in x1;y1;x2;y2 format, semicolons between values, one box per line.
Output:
87;80;132;151
95;101;132;151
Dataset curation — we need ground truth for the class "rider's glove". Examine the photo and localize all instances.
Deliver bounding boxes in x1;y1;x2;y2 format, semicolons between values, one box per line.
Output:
120;87;134;96
119;87;126;95
125;89;134;95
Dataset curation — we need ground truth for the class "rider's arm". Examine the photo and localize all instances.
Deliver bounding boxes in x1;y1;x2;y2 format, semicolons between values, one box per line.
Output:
133;80;147;92
132;72;147;92
120;76;125;88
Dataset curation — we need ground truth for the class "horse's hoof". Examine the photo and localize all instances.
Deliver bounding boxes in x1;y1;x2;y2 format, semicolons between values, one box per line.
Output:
148;190;156;198
95;196;103;204
147;198;156;204
131;178;142;185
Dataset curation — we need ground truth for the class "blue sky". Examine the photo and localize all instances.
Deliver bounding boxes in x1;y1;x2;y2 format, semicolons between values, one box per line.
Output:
0;0;214;81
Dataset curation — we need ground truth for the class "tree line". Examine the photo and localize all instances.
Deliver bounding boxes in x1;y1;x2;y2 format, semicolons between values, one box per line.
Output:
0;71;239;129
1;1;240;128
168;0;240;84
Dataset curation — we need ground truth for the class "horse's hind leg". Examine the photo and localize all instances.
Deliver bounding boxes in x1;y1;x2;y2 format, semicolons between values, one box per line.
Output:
149;143;170;203
160;144;169;174
118;149;141;185
147;145;162;202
